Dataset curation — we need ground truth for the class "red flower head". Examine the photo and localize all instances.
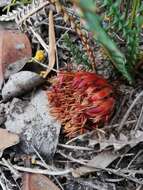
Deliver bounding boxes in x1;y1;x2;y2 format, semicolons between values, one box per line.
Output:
47;71;115;137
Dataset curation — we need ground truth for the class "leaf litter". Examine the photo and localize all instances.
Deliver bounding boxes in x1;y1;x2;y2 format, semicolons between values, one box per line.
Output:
1;1;143;190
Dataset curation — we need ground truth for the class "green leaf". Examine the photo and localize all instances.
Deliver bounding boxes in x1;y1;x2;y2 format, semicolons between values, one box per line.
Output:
78;0;133;83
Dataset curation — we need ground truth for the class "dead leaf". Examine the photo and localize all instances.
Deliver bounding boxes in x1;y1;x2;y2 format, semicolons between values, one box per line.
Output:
0;30;31;88
89;130;143;151
72;150;119;177
5;57;29;79
43;10;56;78
73;130;143;177
22;173;60;190
0;128;19;156
76;178;116;190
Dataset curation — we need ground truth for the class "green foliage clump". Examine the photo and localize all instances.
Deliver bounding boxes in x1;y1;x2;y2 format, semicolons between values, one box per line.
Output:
102;0;141;67
76;0;143;84
63;33;92;70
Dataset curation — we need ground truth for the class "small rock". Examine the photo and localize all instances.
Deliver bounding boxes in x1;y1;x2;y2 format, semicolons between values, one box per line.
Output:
0;103;8;125
2;71;45;101
0;0;10;7
5;90;61;157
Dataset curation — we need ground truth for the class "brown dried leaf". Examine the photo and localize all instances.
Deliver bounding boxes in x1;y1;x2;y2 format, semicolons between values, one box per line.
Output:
0;30;31;88
43;10;56;78
0;128;19;152
22;173;60;190
72;150;119;177
73;130;143;177
89;130;143;151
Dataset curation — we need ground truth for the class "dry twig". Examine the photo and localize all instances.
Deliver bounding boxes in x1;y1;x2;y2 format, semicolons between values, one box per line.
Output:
118;91;143;132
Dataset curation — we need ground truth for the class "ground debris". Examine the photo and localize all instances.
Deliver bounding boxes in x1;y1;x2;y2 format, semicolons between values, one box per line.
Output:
22;173;60;190
5;90;61;157
0;128;19;157
0;0;10;7
88;130;143;151
2;71;45;101
1;1;143;190
0;30;32;88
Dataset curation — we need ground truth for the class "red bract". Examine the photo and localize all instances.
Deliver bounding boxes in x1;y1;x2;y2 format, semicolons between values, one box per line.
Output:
47;71;115;137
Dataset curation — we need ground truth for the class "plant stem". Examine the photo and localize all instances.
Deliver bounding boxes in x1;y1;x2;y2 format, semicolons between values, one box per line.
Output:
129;0;140;28
125;0;131;20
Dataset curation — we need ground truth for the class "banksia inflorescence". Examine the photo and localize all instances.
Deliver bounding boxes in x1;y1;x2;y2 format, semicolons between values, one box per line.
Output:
47;71;115;138
40;1;115;137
